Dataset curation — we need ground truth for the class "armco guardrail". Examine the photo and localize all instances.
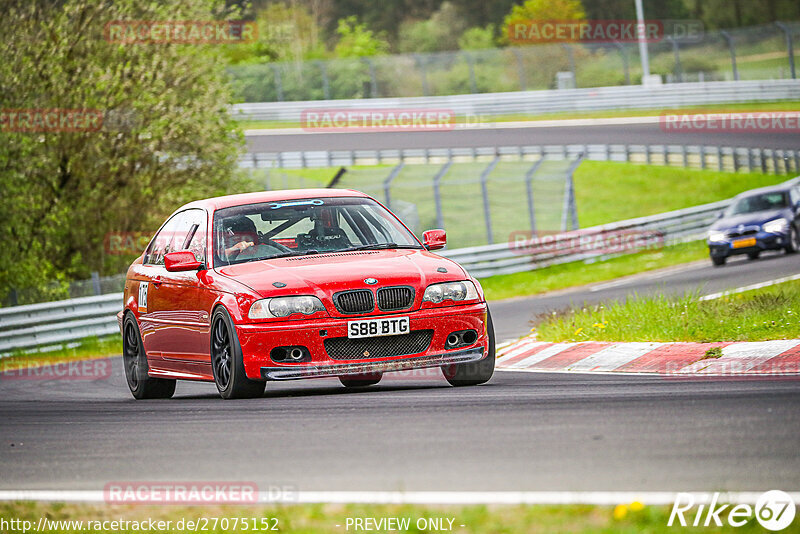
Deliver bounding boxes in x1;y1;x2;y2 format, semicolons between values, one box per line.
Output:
2;176;796;354
232;80;800;123
0;293;122;353
240;144;800;175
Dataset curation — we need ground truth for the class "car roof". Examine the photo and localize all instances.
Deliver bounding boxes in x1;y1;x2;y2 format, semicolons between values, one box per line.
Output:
734;183;794;199
177;188;371;212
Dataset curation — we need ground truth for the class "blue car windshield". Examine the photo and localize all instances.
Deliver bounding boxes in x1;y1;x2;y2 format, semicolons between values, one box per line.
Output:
728;192;788;216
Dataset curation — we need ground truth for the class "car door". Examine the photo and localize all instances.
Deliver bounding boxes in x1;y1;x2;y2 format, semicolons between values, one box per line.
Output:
150;209;217;364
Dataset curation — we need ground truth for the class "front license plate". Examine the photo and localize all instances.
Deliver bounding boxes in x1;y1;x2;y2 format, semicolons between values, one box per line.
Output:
348;317;410;339
732;237;756;249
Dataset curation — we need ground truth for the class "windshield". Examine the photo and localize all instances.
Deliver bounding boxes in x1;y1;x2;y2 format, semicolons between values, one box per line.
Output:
212;197;422;266
728;192;788;216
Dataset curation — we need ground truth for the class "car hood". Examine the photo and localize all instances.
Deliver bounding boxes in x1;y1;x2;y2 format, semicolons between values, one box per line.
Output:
710;208;789;231
214;249;468;301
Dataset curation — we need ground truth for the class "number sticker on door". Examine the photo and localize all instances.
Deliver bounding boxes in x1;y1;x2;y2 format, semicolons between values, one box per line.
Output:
138;281;148;313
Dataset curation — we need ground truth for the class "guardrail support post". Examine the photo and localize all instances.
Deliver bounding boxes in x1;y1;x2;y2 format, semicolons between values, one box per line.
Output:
776;22;796;79
720;31;739;81
433;160;453;230
717;146;724;171
760;148;767;173
524;158;546;235
772;149;781;174
699;145;706;170
480;157;500;244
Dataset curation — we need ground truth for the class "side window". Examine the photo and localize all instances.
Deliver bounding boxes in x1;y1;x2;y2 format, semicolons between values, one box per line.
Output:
144;212;186;266
183;210;207;264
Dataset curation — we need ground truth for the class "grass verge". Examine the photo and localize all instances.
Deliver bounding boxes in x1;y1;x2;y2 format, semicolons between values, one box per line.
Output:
0;336;120;373
480;240;708;301
237;100;800;130
0;501;785;533
534;279;800;343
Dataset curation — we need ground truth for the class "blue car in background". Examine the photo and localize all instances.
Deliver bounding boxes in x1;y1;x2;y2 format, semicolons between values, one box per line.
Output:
708;184;800;266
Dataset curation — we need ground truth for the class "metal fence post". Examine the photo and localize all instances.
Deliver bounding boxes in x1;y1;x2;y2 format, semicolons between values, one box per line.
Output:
463;51;478;94
667;36;683;82
316;60;331;100
761;148;768;173
562;44;577;86
776;22;797;79
382;162;404;208
613;42;630;85
720;30;739;81
433;160;453;230
524;158;546;235
414;54;430;96
270;64;284;102
512;48;527;91
717;146;724;171
361;58;378;98
480;157;500;244
562;153;584;231
699;145;706;169
91;271;101;296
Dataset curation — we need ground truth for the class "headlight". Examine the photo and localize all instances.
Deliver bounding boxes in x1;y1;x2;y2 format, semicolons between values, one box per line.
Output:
248;296;324;319
708;231;727;242
763;218;789;234
423;281;479;304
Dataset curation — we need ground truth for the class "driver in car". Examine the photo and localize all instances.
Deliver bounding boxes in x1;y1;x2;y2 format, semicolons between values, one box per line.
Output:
222;216;258;260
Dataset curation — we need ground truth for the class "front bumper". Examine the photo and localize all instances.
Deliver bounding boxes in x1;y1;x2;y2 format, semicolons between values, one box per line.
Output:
260;346;485;380
236;302;488;380
708;231;787;258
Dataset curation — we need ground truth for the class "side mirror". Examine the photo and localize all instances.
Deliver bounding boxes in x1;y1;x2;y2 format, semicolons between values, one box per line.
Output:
164;251;203;272
716;212;724;219
423;229;446;251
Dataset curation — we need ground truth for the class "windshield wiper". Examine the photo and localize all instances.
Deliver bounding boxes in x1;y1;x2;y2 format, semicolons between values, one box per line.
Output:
340;243;421;252
266;249;320;259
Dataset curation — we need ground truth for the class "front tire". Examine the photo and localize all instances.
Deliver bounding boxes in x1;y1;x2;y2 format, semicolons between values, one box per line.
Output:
711;255;726;267
211;308;265;400
442;309;496;387
786;225;799;254
122;315;176;400
339;373;382;387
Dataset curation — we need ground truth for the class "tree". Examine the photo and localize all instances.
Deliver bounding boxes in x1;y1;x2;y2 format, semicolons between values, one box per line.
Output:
502;0;587;43
398;2;470;53
333;16;390;57
459;25;498;50
0;0;246;303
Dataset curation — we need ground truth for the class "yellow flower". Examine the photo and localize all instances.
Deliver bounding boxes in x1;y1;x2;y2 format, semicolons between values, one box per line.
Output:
613;504;628;520
593;322;606;329
574;328;583;336
630;501;644;512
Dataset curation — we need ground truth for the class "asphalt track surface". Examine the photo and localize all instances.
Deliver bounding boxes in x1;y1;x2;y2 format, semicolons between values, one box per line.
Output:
245;122;800;153
1;252;799;493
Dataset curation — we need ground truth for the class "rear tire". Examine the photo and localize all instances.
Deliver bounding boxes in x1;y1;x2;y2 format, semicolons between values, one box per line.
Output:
711;256;726;267
122;315;176;400
747;251;760;260
442;308;496;387
785;226;798;254
211;308;265;400
339;373;382;387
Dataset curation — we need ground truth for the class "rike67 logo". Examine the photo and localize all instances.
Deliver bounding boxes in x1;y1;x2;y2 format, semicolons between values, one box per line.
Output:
669;491;795;530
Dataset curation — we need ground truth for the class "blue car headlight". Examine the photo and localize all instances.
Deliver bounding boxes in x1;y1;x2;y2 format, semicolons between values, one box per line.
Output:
763;218;789;234
708;231;727;242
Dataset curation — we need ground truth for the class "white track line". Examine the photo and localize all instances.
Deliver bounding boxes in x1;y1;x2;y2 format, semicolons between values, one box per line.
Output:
700;273;800;301
0;490;795;506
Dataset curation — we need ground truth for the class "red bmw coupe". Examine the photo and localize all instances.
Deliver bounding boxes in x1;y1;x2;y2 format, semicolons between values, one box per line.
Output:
118;189;495;399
